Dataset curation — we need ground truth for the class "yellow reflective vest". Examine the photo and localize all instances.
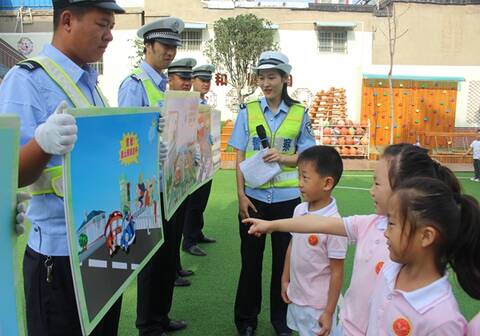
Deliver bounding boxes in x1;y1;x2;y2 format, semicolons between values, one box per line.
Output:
20;56;109;198
130;67;165;106
245;100;304;189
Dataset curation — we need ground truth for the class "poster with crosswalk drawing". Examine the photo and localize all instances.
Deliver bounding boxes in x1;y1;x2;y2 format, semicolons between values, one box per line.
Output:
0;115;25;336
63;107;162;336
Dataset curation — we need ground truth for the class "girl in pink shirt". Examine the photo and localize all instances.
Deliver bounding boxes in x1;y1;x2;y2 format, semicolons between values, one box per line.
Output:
244;144;461;336
367;177;480;335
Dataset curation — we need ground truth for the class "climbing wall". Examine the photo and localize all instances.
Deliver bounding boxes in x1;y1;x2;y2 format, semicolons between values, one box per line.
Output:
361;79;458;147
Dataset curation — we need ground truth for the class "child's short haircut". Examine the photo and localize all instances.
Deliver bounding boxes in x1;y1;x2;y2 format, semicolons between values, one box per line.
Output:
298;145;343;187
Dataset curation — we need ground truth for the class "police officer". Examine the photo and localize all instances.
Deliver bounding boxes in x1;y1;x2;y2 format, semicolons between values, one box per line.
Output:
228;51;316;336
182;64;217;257
167;58;196;91
0;1;124;335
166;57;198;286
118;17;188;336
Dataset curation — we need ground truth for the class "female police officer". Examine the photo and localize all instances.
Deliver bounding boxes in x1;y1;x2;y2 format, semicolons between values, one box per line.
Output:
228;51;315;336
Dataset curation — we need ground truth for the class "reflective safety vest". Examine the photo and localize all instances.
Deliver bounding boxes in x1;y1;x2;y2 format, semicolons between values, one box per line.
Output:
245;100;304;189
130;67;165;106
19;56;109;198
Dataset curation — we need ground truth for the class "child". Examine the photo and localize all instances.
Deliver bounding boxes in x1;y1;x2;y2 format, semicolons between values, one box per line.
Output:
284;146;347;336
468;313;480;336
244;144;460;336
367;177;480;335
464;129;480;182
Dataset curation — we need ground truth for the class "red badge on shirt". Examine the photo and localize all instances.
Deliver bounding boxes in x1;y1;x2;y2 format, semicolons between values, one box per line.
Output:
392;317;412;336
308;234;318;246
375;261;384;274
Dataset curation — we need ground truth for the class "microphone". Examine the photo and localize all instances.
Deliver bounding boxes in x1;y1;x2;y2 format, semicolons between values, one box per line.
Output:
256;125;270;149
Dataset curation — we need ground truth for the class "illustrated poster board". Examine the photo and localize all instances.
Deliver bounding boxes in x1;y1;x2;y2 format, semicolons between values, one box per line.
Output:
162;91;200;220
0;115;24;336
63;107;163;335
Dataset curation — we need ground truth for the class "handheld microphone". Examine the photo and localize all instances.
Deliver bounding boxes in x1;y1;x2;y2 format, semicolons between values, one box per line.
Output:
256;125;270;149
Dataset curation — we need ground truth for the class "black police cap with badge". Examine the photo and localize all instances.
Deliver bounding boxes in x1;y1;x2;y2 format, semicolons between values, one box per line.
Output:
53;0;125;13
137;17;185;47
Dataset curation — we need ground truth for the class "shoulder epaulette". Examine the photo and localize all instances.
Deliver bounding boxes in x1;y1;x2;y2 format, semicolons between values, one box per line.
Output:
17;60;41;72
130;73;141;82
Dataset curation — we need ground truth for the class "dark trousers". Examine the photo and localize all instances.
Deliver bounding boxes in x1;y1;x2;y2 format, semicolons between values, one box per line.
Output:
23;246;122;336
474;159;480;179
182;180;212;250
136;193;187;335
234;196;300;334
175;196;189;273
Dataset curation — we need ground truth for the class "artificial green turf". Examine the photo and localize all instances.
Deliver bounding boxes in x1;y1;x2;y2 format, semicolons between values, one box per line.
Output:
15;170;480;335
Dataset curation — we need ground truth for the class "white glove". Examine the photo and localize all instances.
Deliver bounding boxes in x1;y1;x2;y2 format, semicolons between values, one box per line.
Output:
157;115;166;134
15;192;31;235
34;101;78;155
159;141;168;162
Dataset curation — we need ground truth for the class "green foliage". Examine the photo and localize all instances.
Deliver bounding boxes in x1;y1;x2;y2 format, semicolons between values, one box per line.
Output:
204;14;278;103
79;233;88;250
128;38;145;69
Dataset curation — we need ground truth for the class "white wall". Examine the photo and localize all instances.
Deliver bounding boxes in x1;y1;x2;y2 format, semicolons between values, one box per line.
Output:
4;29;479;127
116;0;144;7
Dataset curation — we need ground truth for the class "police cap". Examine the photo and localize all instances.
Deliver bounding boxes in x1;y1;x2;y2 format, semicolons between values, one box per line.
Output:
192;64;215;81
137;17;185;47
168;58;197;79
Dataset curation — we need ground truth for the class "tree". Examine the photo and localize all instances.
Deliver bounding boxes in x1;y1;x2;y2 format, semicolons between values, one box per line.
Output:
204;14;278;106
380;1;409;144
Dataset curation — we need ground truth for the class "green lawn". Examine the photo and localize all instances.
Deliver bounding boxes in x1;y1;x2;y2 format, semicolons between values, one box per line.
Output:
16;170;480;335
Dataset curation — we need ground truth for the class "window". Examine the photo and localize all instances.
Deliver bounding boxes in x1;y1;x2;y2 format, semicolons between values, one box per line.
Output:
179;29;203;51
317;29;347;54
89;57;103;75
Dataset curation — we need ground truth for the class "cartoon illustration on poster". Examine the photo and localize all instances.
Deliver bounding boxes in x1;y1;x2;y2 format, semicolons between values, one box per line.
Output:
0;115;25;336
162;91;200;220
63;108;162;335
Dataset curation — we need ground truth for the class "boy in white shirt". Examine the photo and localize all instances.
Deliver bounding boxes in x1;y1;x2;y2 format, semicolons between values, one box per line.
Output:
465;129;480;181
282;146;347;336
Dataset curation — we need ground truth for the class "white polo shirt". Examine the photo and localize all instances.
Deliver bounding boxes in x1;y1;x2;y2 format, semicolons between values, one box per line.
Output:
367;262;467;336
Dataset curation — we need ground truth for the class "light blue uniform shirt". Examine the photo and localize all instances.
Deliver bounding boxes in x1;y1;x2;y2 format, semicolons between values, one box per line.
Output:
118;60;167;190
118;60;167;107
0;44;105;256
228;97;315;204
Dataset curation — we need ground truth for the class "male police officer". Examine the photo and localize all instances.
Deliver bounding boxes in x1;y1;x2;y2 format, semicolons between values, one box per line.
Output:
0;0;124;335
118;17;188;336
182;64;217;257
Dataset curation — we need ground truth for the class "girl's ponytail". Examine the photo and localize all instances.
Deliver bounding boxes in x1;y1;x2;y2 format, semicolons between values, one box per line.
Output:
450;194;480;299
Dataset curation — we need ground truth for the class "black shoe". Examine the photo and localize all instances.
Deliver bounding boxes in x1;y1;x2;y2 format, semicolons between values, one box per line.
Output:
178;268;194;277
174;277;191;287
239;326;255;336
198;235;216;243
165;319;187;332
184;245;207;256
